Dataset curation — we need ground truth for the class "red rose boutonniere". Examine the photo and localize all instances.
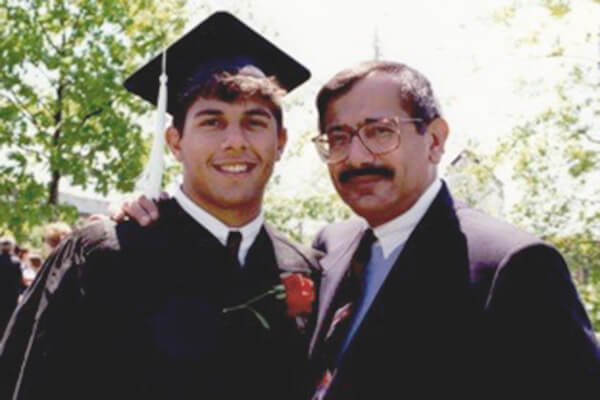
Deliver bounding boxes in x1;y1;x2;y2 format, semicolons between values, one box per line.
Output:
280;272;315;317
222;272;315;330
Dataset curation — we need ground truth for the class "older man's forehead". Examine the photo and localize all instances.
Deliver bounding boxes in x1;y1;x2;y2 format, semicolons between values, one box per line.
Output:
323;76;412;127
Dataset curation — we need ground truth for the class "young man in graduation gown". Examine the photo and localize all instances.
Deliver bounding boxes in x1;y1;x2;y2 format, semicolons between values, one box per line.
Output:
0;12;321;400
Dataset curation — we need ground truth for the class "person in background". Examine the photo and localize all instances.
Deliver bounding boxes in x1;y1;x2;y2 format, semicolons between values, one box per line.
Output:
21;251;43;288
42;222;72;255
15;245;30;283
15;245;29;268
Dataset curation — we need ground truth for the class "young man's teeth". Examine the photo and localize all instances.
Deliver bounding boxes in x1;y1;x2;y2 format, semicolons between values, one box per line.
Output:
221;164;248;173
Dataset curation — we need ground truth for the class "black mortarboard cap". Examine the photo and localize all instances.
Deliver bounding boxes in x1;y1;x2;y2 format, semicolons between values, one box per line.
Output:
124;11;311;114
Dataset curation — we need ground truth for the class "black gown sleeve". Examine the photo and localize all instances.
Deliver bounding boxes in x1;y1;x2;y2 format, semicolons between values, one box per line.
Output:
0;220;118;400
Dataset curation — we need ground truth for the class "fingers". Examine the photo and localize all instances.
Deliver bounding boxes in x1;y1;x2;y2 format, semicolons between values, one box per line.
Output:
123;196;155;226
107;202;127;222
138;195;159;220
108;193;161;226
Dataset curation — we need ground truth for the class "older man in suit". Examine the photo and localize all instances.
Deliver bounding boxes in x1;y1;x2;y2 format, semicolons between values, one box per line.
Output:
307;60;600;398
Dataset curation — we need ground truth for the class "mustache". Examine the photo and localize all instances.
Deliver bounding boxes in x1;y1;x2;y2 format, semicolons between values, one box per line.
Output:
338;166;394;183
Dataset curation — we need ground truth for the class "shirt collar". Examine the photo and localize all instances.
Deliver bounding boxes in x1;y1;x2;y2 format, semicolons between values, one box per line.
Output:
173;185;264;265
371;178;442;258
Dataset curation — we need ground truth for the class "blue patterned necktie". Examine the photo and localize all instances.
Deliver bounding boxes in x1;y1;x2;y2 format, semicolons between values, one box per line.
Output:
312;228;376;399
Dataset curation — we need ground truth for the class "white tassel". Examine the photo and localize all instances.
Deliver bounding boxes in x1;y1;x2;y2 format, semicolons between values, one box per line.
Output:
136;51;168;199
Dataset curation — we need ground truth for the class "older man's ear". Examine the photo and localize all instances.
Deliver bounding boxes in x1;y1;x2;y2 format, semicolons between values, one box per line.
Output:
425;117;449;164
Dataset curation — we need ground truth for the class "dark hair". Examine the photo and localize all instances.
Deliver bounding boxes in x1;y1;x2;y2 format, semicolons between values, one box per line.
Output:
316;61;442;133
172;69;286;134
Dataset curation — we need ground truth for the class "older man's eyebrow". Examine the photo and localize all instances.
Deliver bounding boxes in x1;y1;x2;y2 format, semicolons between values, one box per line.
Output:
325;118;383;131
192;109;223;118
245;108;273;119
363;115;402;124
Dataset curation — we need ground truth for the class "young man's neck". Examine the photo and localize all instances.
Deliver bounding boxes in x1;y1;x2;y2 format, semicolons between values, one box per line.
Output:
180;186;261;228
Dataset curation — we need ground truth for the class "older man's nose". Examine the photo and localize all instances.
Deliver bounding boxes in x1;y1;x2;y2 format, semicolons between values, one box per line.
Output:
345;135;375;168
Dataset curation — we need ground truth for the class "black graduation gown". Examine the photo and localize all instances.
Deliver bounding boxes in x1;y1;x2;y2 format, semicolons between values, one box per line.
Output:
0;200;321;400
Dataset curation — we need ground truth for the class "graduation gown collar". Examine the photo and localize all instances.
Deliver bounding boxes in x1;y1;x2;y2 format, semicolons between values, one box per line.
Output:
158;199;320;275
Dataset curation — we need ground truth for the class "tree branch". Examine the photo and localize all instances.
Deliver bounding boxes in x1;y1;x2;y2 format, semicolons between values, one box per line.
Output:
81;107;105;124
74;106;105;133
14;82;55;118
0;91;44;133
583;131;600;144
566;194;600;205
52;83;63;145
3;146;43;162
39;25;62;55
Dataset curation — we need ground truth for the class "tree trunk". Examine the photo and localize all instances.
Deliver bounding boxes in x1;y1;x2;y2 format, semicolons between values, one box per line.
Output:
49;83;63;205
48;170;60;205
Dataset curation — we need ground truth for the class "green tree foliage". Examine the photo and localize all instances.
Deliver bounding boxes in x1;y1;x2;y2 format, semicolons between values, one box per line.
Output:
498;67;599;236
0;0;186;241
265;191;352;245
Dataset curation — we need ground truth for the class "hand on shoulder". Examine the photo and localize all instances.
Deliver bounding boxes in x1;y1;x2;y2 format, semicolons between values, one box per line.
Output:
87;192;169;226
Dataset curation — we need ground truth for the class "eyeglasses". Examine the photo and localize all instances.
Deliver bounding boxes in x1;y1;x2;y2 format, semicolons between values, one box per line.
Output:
311;116;424;163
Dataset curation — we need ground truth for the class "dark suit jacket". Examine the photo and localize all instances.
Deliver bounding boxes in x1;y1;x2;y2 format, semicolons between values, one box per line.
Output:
0;200;322;400
309;183;600;399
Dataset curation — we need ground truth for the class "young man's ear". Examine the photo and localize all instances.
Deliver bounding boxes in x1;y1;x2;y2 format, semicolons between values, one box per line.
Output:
166;126;183;161
276;127;288;161
425;117;449;164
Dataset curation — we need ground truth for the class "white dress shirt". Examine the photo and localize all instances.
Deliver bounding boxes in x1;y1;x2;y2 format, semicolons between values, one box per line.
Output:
372;178;443;258
173;186;264;267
